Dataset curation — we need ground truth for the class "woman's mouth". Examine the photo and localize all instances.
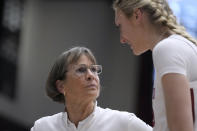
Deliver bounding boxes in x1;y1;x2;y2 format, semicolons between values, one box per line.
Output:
86;84;97;89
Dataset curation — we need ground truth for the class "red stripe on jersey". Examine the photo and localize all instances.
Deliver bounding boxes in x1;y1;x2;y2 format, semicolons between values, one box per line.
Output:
190;88;195;122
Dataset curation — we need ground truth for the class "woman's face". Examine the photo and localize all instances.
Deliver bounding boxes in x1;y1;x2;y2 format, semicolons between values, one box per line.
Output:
115;9;148;55
62;55;100;103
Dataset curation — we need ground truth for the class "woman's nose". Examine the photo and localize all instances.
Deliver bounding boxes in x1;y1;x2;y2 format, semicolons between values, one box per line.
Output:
120;35;127;44
85;69;94;81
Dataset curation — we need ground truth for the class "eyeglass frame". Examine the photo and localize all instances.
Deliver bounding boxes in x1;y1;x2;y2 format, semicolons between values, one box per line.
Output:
66;64;102;77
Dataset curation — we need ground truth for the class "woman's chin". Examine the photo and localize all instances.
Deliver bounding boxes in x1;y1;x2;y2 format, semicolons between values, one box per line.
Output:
132;48;147;56
132;49;140;56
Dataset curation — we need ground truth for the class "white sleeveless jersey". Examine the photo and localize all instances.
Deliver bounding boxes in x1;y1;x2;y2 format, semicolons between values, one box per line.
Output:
152;34;197;131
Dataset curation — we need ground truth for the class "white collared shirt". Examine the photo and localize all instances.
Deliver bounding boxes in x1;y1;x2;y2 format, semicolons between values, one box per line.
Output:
31;104;152;131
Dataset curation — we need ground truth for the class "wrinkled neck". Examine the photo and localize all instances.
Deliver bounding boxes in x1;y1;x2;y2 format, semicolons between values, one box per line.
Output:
65;101;95;127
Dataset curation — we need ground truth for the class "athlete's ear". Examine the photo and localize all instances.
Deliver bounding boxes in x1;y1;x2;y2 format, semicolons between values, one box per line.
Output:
133;8;143;23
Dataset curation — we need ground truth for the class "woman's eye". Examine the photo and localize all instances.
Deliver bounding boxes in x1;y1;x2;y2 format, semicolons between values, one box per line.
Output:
90;67;97;73
76;67;87;73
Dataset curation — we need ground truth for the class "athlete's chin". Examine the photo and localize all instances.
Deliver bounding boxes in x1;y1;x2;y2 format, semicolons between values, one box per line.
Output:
132;49;143;56
132;48;148;56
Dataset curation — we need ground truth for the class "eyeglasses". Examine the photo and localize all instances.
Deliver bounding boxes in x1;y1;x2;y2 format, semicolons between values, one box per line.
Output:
69;64;102;77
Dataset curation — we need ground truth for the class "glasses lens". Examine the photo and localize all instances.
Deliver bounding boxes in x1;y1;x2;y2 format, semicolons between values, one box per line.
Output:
76;65;87;74
90;66;97;73
74;65;102;76
94;65;102;74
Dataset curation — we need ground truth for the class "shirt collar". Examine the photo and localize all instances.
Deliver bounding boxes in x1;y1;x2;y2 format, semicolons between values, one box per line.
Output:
62;101;98;127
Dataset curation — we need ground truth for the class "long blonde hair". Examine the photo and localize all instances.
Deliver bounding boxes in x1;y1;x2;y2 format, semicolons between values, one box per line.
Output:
113;0;197;45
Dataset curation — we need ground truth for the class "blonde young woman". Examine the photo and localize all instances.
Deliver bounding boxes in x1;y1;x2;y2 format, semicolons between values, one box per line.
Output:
113;0;197;131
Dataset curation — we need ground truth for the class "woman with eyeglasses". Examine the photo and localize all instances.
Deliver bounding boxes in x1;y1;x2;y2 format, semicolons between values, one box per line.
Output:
113;0;197;131
31;46;152;131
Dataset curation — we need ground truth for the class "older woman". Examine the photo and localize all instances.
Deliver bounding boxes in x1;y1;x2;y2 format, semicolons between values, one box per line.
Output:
31;46;152;131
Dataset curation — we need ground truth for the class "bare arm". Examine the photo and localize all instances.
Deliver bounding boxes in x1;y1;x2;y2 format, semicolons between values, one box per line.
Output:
162;73;193;131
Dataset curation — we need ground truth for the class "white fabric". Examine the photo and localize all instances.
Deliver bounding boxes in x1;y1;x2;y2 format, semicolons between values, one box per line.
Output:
31;104;152;131
152;34;197;131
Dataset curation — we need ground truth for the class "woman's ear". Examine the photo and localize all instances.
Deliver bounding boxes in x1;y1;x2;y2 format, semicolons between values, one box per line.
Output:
133;8;143;23
56;80;65;94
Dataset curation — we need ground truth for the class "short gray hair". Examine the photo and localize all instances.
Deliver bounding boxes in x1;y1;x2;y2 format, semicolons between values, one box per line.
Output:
45;46;97;103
